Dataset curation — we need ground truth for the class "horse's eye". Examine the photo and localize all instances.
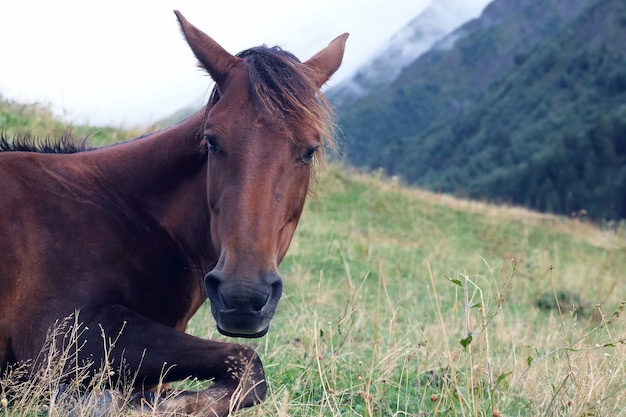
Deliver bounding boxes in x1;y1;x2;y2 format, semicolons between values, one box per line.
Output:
204;134;221;154
301;145;320;163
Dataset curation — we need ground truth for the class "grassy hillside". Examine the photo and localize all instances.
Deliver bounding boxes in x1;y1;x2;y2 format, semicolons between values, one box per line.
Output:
0;96;146;147
1;99;625;416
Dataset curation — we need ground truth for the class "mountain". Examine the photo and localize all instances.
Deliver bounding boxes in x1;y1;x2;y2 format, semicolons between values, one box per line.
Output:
328;0;490;110
336;0;626;221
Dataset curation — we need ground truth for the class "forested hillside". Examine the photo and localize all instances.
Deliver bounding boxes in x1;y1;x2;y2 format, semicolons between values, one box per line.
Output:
328;0;490;110
335;0;626;221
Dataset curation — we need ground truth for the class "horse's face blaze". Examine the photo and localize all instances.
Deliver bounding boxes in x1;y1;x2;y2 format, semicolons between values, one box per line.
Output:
174;13;347;337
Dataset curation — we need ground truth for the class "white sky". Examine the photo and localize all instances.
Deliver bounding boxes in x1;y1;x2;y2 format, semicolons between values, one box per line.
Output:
1;1;442;127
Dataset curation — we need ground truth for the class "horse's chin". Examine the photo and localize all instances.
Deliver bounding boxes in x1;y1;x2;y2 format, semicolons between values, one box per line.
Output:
217;325;269;339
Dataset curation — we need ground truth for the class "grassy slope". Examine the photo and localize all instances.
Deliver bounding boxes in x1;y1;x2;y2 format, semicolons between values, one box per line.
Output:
189;166;626;417
0;96;145;147
2;98;625;415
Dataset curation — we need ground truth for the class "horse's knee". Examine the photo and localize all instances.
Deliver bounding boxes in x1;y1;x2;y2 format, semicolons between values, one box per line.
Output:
221;344;266;406
246;347;267;405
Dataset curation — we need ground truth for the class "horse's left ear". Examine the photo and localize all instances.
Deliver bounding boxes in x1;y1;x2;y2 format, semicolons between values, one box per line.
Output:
304;33;349;88
174;10;241;89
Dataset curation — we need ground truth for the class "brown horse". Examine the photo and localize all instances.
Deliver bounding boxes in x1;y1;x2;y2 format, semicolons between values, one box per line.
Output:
0;11;347;416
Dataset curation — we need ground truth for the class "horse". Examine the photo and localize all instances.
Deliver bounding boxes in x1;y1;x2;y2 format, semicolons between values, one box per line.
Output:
0;10;347;416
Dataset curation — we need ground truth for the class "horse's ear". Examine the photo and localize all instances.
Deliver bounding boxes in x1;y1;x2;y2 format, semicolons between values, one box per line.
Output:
174;10;241;88
303;33;349;88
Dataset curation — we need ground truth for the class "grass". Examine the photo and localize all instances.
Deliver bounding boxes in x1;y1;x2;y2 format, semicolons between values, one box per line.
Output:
188;166;626;416
0;95;148;147
1;99;625;415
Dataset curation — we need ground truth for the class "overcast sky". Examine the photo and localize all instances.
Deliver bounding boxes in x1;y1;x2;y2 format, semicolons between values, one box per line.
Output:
0;1;480;127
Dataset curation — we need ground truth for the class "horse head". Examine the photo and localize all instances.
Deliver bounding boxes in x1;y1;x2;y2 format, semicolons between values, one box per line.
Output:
175;11;347;338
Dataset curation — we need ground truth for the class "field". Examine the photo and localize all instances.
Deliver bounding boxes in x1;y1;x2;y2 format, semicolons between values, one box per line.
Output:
1;98;625;415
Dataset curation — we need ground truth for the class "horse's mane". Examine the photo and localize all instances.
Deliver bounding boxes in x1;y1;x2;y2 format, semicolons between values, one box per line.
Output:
0;132;89;154
207;45;337;154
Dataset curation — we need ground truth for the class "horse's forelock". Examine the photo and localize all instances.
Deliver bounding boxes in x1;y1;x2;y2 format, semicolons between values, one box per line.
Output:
207;46;336;157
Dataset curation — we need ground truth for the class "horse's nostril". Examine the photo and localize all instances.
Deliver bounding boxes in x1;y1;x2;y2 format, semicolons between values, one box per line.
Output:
204;272;223;302
270;276;283;303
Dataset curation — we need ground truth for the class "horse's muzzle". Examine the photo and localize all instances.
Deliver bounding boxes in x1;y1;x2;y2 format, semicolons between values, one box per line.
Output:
204;270;283;338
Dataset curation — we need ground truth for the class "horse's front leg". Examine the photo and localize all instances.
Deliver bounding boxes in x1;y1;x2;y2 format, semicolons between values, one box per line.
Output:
78;304;266;416
135;344;266;417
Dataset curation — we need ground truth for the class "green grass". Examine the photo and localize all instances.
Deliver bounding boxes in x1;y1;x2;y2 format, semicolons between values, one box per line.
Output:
1;99;625;416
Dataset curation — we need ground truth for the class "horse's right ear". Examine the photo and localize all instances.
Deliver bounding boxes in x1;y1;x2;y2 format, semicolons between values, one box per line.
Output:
174;10;241;89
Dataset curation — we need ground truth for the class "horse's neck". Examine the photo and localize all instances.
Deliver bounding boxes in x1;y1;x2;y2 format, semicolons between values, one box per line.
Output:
86;109;213;265
93;108;206;197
